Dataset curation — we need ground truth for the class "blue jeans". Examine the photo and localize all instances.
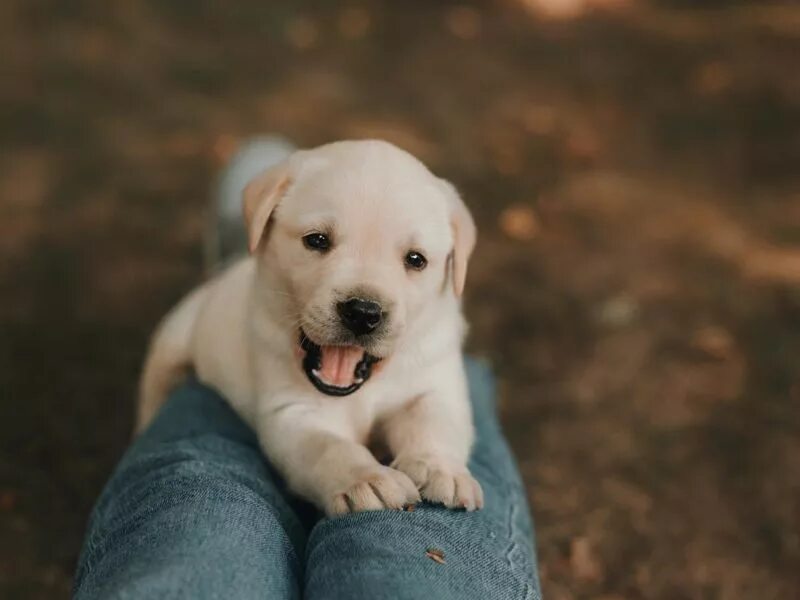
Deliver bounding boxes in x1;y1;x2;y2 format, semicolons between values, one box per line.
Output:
74;358;541;599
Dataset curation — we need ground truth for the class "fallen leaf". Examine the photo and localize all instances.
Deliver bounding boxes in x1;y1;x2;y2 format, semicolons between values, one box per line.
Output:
338;8;371;39
212;134;239;165
520;0;586;19
570;536;603;582
564;126;601;162
524;104;559;136
0;490;16;511
519;0;631;19
425;548;446;564
491;148;524;175
286;17;319;50
743;247;800;285
691;326;735;360
693;61;733;96
444;6;482;40
499;204;540;241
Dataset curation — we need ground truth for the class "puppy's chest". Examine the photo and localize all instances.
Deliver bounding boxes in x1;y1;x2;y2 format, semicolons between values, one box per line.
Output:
364;365;428;413
317;379;421;444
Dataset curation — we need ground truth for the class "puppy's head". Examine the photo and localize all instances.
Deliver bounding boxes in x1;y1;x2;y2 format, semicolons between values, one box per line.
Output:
243;140;475;396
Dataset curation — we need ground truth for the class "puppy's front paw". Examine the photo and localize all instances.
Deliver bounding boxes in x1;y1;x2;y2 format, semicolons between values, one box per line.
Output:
392;455;484;511
326;465;421;516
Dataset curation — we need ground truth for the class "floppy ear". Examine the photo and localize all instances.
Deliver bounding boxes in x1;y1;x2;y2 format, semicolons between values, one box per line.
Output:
242;161;292;254
438;179;477;297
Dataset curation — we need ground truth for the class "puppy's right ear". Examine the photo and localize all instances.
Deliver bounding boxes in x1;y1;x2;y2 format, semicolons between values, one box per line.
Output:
242;161;292;254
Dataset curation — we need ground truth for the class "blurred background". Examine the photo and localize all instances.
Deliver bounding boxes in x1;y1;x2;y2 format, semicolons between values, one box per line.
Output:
1;0;799;598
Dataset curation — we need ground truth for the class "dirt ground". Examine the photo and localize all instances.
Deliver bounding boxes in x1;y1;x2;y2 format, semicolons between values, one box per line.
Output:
1;1;799;598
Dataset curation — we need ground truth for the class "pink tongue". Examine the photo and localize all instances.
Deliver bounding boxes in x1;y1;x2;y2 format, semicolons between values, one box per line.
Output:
318;346;365;387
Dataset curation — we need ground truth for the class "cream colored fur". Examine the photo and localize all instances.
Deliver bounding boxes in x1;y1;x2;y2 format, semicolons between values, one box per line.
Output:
138;140;483;515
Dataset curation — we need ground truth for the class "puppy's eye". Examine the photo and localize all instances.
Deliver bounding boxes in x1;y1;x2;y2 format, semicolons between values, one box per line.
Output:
303;233;331;252
404;251;427;271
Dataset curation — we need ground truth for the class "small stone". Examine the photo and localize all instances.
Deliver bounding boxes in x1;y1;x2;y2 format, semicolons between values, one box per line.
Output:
597;295;639;328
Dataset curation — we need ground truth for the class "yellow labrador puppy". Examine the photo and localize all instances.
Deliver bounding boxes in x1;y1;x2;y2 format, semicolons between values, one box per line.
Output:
138;140;483;515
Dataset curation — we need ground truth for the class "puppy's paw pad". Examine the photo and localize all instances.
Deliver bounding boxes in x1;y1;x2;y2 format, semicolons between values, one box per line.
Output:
326;466;420;515
393;456;484;511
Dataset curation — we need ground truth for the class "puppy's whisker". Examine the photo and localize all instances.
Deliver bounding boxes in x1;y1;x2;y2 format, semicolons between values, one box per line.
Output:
255;286;294;299
408;341;427;371
284;317;305;331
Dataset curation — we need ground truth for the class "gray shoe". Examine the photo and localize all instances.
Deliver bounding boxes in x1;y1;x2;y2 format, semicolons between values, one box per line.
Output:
205;136;296;273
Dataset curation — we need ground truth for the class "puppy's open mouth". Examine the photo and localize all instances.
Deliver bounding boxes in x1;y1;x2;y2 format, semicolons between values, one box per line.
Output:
299;331;381;396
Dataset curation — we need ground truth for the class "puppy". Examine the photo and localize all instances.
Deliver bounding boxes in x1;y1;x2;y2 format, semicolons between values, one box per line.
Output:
138;140;483;515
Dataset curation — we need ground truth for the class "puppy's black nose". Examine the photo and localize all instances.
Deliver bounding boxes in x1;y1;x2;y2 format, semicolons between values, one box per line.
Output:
337;298;383;336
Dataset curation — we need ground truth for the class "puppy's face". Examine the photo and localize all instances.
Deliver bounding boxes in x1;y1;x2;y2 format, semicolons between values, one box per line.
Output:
244;141;475;396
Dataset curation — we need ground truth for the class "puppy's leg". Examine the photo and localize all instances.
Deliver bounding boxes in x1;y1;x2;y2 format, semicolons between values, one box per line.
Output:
137;288;205;433
256;406;420;516
383;359;484;511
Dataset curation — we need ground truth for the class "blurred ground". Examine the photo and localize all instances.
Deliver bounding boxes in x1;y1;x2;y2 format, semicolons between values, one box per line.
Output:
1;1;799;598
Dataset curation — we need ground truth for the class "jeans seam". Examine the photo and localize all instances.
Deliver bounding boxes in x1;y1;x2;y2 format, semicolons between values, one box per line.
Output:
504;477;539;600
505;500;522;577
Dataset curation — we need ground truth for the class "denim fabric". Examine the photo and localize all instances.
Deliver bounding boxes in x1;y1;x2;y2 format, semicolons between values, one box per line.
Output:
74;358;541;599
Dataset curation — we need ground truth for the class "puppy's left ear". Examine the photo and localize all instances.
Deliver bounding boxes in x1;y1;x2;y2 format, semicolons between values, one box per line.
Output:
242;161;292;254
438;179;477;297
